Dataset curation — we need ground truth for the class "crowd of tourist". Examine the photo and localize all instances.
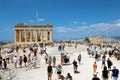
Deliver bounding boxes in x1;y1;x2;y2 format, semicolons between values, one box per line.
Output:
0;42;120;80
87;44;120;80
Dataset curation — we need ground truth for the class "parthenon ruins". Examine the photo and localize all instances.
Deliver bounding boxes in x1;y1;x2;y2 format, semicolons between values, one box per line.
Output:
14;23;53;44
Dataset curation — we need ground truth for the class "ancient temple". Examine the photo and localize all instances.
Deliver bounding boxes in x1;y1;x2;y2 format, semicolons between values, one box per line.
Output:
14;23;53;44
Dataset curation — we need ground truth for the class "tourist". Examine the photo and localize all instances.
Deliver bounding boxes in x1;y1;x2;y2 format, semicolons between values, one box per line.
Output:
93;62;97;72
19;56;23;68
111;66;119;80
62;43;65;51
95;52;98;61
60;75;65;80
3;59;7;69
23;55;27;67
10;53;14;63
91;50;94;57
101;55;106;69
32;55;37;68
73;60;78;73
5;53;10;64
48;56;52;65
58;45;62;51
108;50;113;57
77;53;81;64
23;47;26;53
28;54;31;63
42;46;46;54
107;58;113;71
13;55;18;68
61;53;64;64
0;55;2;69
45;53;48;64
102;66;109;80
33;48;37;56
92;72;100;80
64;55;69;64
87;48;91;56
66;53;70;62
16;46;19;53
56;64;62;79
66;73;72;80
52;56;56;67
47;63;53;80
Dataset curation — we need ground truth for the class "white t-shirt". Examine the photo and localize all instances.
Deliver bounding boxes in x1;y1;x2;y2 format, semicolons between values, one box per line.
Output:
13;57;18;63
33;56;37;63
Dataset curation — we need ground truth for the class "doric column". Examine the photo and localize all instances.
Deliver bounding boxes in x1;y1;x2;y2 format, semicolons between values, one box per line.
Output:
21;30;23;42
25;30;27;42
43;30;45;42
46;30;48;42
36;30;38;42
50;30;52;42
19;30;22;42
30;30;32;42
40;30;43;42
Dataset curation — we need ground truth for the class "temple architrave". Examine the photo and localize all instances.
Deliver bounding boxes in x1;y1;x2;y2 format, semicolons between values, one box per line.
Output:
14;23;53;44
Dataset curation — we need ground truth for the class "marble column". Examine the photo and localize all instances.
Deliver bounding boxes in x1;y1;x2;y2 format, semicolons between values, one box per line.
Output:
19;30;22;42
40;30;43;42
50;30;52;42
36;30;38;42
46;30;48;42
30;30;32;42
43;30;45;42
21;30;23;42
25;30;27;42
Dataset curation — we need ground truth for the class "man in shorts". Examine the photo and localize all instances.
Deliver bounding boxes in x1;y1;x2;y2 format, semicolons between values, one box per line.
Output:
47;63;53;80
111;66;119;80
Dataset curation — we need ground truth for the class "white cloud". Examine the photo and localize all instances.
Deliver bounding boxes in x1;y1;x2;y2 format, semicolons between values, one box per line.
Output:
116;23;120;27
38;18;45;21
73;21;79;24
30;19;34;23
4;29;14;33
54;19;120;38
54;27;72;33
115;19;120;23
81;22;87;25
54;22;120;34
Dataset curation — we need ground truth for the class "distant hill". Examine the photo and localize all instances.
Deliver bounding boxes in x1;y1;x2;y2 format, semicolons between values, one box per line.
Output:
63;36;120;42
103;36;120;42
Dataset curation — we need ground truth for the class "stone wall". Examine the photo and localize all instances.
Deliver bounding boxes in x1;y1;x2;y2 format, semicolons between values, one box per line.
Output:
89;36;103;45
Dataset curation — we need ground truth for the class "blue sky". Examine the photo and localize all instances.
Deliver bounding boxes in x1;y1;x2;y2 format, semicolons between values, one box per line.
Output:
0;0;120;41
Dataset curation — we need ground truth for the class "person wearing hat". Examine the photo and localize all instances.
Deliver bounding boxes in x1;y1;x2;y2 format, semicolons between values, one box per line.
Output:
111;65;119;80
92;72;100;80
